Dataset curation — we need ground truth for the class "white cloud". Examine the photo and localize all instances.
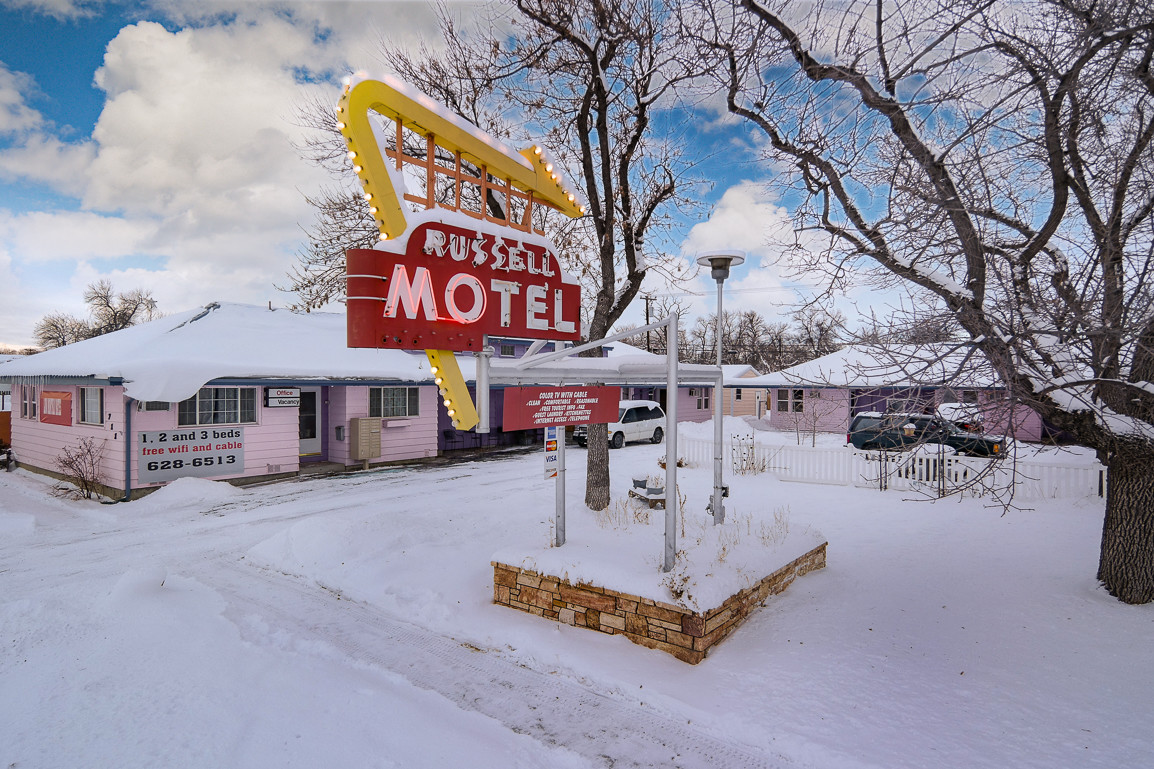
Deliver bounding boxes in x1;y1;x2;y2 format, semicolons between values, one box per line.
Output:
0;134;97;196
676;181;807;320
0;209;159;260
0;2;516;345
0;63;44;135
0;0;98;22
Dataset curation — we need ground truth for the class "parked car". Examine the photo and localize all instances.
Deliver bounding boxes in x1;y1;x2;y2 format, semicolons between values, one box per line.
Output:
573;399;665;449
847;412;1004;457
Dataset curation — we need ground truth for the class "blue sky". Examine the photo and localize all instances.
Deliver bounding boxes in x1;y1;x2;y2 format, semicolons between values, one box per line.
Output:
0;0;819;348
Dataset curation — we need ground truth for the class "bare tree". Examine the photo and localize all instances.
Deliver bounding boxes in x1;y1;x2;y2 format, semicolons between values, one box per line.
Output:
791;306;845;360
290;1;705;510
698;0;1154;602
33;280;159;349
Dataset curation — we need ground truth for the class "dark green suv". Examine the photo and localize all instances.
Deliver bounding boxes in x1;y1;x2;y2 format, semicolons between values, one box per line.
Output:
847;412;1004;457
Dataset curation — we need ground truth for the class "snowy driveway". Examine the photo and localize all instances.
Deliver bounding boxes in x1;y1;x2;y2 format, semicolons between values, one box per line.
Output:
3;430;1153;768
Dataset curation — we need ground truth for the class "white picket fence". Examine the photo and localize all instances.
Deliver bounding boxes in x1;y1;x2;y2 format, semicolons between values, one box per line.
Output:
680;438;1106;500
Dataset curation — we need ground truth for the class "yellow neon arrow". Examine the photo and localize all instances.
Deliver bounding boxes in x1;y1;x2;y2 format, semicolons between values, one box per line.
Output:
336;77;585;240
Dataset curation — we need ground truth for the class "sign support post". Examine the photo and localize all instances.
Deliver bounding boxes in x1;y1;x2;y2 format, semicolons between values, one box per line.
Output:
507;315;686;572
555;429;566;546
476;337;492;434
664;312;679;573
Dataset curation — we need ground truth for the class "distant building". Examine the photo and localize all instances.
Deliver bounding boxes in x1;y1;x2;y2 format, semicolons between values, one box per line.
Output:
740;345;1047;441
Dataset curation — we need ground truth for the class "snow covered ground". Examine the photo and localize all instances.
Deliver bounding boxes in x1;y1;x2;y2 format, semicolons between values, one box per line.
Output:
2;421;1151;768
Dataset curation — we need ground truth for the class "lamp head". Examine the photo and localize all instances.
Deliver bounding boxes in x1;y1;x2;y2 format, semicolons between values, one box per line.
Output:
696;251;745;282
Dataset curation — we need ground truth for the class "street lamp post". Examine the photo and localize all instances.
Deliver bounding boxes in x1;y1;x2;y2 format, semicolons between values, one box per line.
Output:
696;251;744;525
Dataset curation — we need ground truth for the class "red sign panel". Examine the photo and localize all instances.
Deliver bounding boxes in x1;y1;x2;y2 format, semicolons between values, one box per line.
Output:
347;220;582;352
503;386;620;430
40;391;72;426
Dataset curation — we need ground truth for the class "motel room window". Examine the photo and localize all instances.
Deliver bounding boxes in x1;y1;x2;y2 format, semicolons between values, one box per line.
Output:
177;387;257;426
20;385;37;419
696;388;710;411
369;387;420;418
777;388;806;412
735;388;743;401
79;387;104;425
500;344;516;358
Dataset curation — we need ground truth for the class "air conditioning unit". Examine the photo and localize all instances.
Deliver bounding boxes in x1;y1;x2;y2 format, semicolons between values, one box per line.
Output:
349;417;382;461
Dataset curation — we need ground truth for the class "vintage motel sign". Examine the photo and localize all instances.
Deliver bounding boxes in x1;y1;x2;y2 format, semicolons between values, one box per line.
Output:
338;75;585;431
345;219;581;352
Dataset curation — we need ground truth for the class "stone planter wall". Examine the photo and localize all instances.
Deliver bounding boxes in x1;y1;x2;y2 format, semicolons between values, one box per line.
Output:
492;542;827;664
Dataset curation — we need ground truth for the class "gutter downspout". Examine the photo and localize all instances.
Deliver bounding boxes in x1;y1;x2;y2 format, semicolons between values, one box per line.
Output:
122;395;133;502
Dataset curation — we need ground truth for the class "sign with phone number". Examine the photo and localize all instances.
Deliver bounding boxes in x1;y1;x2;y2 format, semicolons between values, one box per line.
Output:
138;427;245;484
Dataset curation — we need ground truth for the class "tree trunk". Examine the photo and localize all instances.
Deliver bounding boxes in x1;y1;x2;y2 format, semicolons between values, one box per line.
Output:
1099;454;1154;604
584;422;610;510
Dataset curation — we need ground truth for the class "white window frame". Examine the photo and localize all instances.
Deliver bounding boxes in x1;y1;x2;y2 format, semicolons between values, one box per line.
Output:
369;386;420;418
79;387;104;425
696;387;710;410
20;384;37;420
777;388;806;413
177;387;258;426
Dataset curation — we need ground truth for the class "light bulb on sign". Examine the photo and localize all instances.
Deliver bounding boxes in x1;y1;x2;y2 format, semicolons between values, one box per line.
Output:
348;150;357;159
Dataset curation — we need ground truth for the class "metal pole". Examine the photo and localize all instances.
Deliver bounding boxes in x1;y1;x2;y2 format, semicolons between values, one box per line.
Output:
476;337;492;434
555;426;566;546
664;312;679;572
712;279;725;524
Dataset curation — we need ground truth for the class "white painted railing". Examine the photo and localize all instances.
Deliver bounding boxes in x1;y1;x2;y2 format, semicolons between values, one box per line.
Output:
680;437;1106;500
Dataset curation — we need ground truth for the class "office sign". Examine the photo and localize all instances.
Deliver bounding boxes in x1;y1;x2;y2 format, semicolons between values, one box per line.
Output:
264;387;301;407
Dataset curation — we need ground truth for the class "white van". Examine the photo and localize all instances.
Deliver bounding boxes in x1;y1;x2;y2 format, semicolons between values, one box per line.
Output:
572;399;666;449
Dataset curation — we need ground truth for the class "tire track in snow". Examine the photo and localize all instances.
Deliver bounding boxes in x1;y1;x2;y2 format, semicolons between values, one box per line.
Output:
207;560;794;769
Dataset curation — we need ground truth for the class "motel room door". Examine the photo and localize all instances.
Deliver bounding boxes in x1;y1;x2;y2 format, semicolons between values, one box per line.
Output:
298;387;322;457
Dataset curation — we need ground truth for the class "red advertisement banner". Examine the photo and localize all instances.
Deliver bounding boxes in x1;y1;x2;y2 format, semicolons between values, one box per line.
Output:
39;391;72;426
502;386;620;430
346;220;582;352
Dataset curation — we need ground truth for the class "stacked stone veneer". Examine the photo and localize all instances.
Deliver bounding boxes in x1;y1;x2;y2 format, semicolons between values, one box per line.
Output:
492;542;827;664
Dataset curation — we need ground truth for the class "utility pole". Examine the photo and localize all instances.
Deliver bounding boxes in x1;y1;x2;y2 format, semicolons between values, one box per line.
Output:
642;294;654;352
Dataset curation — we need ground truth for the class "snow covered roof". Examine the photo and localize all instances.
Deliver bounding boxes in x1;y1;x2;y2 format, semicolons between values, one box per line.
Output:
0;303;431;403
485;342;721;388
722;364;761;384
741;344;1000;389
0;302;724;401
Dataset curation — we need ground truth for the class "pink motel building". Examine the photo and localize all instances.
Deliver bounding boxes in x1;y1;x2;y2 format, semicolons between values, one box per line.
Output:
0;302;718;498
740;344;1050;442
